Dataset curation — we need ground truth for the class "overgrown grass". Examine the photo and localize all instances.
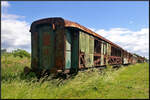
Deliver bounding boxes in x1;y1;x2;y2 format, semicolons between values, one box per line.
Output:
1;54;149;99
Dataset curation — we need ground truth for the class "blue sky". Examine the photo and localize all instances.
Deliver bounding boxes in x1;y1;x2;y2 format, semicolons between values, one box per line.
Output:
3;1;149;30
1;1;149;58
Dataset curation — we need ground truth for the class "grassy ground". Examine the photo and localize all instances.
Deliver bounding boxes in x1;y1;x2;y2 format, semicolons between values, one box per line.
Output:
1;54;149;99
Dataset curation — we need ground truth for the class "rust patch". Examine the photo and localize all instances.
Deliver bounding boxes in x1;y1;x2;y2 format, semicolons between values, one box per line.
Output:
79;50;86;69
43;48;49;55
52;23;55;30
34;32;38;41
108;56;122;65
55;58;63;68
94;53;101;66
50;67;57;74
43;33;50;46
64;19;123;50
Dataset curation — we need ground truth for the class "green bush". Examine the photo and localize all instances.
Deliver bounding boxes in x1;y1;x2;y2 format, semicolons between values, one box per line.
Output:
12;49;30;58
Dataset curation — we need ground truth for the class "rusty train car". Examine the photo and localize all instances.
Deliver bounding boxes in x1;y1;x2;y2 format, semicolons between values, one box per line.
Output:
26;17;146;76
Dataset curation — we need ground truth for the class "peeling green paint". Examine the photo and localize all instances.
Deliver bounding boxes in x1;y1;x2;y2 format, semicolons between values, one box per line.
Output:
38;24;55;69
71;30;79;69
65;29;72;69
101;42;104;65
65;51;71;69
79;31;94;67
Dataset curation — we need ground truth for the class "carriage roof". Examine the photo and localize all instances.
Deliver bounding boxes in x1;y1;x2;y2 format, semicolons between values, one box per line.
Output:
30;17;123;50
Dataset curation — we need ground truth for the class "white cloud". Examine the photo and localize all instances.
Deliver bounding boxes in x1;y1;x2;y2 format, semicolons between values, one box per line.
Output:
1;2;31;53
1;19;31;53
2;13;25;20
1;1;10;8
92;27;149;59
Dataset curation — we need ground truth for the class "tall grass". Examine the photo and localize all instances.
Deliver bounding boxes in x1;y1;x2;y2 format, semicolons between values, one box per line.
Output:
1;54;149;99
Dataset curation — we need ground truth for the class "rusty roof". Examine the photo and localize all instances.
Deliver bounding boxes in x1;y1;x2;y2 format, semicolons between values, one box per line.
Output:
31;17;123;50
64;19;123;49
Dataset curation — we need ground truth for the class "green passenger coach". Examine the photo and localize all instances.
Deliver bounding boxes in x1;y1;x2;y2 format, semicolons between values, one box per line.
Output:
24;17;146;76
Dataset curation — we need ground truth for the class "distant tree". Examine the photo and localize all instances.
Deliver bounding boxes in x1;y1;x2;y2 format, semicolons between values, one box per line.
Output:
12;49;30;58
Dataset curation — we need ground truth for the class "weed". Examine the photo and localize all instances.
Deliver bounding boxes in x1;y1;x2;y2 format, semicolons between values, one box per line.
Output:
1;54;149;99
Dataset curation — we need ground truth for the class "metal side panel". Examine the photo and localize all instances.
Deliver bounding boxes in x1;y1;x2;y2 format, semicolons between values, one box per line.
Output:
101;43;104;65
103;43;107;55
89;36;94;67
108;43;111;56
79;31;94;68
85;54;89;67
85;33;89;54
55;25;65;70
65;29;72;51
106;43;110;65
31;31;38;69
79;31;86;52
38;25;55;70
65;51;71;69
88;54;94;67
38;27;43;69
65;29;72;69
71;30;79;69
89;36;94;54
85;33;90;67
79;31;82;52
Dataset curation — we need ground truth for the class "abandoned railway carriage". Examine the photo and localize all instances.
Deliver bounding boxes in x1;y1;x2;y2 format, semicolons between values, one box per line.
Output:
29;17;145;75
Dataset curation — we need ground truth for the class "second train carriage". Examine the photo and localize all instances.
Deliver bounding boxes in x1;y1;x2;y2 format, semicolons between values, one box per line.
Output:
29;17;145;75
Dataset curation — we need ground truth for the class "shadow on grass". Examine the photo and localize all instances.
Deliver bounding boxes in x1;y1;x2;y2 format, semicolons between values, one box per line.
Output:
1;71;38;83
1;64;122;86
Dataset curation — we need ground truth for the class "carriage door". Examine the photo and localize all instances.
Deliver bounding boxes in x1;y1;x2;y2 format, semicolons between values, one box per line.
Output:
38;24;55;70
65;29;72;69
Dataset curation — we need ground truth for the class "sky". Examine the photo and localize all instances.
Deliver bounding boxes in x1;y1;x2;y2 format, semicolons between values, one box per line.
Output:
1;1;149;59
